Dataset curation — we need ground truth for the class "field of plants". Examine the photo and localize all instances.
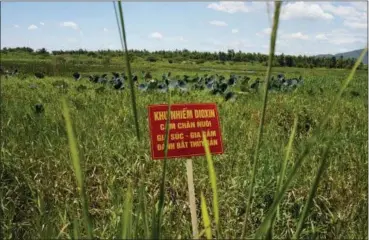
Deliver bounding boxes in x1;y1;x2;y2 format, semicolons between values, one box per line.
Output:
1;2;368;240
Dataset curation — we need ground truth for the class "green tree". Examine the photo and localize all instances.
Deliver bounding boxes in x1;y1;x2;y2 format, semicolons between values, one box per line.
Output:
227;49;235;61
285;55;295;67
330;56;337;68
278;53;285;67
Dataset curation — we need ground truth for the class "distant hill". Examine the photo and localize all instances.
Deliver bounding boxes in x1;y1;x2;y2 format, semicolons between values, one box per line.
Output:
316;49;368;64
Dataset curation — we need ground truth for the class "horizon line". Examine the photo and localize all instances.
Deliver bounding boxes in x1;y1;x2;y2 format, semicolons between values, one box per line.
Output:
1;46;367;58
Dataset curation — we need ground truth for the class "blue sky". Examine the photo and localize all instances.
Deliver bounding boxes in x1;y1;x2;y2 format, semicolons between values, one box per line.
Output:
1;1;367;55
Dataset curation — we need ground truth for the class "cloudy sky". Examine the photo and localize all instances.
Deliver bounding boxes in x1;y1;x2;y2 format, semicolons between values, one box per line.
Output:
1;1;367;56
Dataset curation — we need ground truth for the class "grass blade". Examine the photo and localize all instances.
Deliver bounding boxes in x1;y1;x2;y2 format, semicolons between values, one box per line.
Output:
310;221;316;240
196;229;206;239
113;2;124;49
202;131;220;238
278;114;299;197
293;142;331;239
266;2;272;27
152;89;172;239
72;219;79;240
255;47;368;237
121;183;133;239
266;114;299;239
200;192;212;240
62;98;83;189
277;114;299;210
116;1;141;140
151;202;158;238
139;184;149;239
61;98;93;239
186;159;199;239
241;1;282;238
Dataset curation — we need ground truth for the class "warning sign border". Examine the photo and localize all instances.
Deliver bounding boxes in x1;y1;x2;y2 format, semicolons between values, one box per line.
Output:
148;103;224;160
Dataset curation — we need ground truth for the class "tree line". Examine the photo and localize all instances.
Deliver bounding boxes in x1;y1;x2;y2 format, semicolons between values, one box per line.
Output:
1;47;366;70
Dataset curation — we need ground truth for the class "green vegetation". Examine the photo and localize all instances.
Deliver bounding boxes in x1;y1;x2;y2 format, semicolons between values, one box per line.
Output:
2;54;367;239
2;45;367;72
1;2;368;240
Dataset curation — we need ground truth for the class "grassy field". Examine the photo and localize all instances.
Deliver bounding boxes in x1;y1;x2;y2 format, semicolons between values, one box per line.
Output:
1;3;368;240
1;53;368;239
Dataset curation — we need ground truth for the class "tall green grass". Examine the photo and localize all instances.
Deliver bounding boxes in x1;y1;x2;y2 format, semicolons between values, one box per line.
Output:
255;46;368;238
138;184;150;239
293;141;332;239
241;1;282;238
202;132;220;238
61;98;93;238
266;114;298;239
115;1;141;140
152;89;172;239
1;0;367;239
50;1;369;239
200;192;212;240
120;184;133;239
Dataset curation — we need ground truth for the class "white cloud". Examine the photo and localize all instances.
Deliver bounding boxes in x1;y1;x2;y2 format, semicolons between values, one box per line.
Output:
252;2;269;11
149;32;163;39
315;33;328;40
103;28;108;32
209;20;228;27
13;24;20;28
320;3;363;19
314;29;366;45
350;2;367;11
282;32;309;40
40;22;45;26
343;20;367;29
60;21;79;30
319;3;367;30
329;36;366;45
28;24;38;30
281;2;334;20
207;1;251;13
231;28;239;34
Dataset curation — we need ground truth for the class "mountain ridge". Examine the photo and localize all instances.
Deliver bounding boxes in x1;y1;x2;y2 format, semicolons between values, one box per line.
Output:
315;48;368;64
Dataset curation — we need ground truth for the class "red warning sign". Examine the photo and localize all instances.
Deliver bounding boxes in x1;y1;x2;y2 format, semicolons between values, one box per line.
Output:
148;103;224;160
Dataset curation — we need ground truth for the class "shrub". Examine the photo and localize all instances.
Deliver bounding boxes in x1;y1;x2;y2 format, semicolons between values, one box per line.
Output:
103;57;111;66
146;56;157;62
